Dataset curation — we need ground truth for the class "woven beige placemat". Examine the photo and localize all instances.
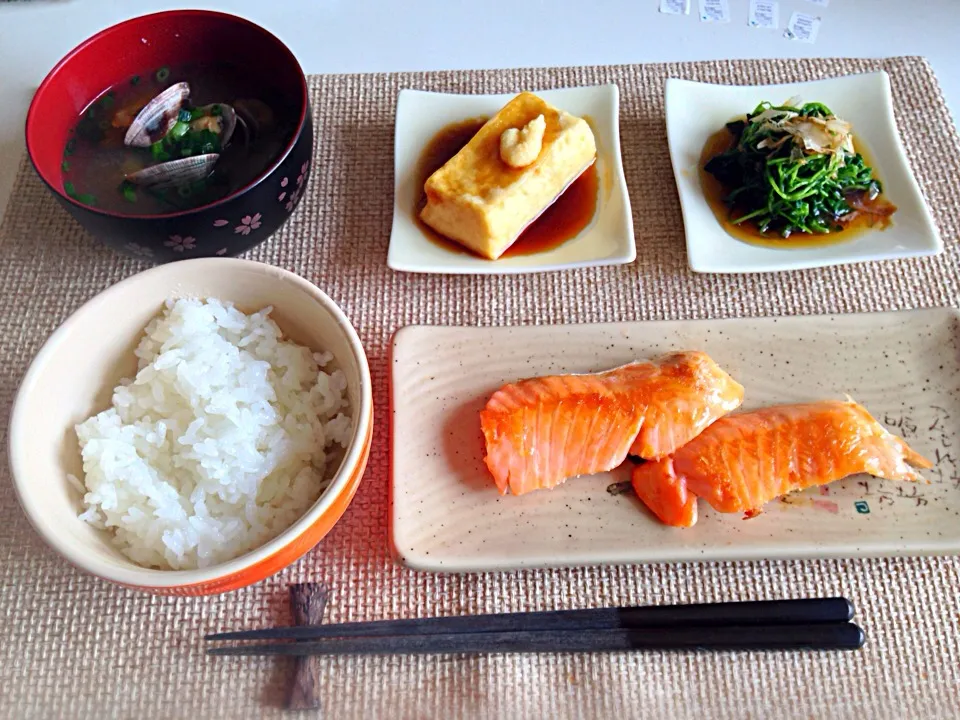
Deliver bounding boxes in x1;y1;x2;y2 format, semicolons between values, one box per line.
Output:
1;56;959;720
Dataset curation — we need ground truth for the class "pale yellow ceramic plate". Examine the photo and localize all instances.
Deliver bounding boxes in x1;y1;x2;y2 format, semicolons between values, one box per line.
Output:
390;308;960;572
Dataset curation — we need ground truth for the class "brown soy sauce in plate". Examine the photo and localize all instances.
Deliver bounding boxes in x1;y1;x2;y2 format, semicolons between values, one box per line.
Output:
414;118;598;258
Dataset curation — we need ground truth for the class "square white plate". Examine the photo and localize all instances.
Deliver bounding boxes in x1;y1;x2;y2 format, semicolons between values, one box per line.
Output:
390;309;960;573
388;84;635;274
665;71;943;273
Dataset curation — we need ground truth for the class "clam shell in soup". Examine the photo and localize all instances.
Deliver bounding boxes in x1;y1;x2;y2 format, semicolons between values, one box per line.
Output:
125;153;219;189
123;82;190;148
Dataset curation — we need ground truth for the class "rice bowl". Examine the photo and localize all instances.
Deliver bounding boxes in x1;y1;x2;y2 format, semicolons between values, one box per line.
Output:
73;298;352;570
8;258;373;596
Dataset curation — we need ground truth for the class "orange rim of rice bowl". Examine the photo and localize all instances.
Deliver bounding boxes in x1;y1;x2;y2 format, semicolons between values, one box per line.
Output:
139;418;373;596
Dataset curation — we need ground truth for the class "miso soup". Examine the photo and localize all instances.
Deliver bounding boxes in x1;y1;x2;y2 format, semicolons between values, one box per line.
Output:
61;62;296;215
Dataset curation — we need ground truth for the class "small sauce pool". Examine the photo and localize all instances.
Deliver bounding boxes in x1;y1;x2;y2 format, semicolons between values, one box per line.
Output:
414;117;598;258
699;125;893;249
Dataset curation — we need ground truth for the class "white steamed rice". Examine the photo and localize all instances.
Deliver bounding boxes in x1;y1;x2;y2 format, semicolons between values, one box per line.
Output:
71;297;352;570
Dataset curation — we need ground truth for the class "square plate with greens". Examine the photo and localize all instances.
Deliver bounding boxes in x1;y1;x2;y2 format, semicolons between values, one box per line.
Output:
665;72;942;274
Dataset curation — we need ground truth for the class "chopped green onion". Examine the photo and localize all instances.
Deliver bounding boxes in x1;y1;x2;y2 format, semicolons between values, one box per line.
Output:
61;160;70;172
64;139;76;156
169;120;190;140
190;107;205;120
121;182;137;203
64;181;76;197
130;74;141;86
155;66;170;83
150;139;172;162
76;193;97;206
210;104;222;117
100;93;115;109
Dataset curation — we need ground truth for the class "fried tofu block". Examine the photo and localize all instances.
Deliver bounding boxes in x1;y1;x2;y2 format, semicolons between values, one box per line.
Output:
420;92;597;260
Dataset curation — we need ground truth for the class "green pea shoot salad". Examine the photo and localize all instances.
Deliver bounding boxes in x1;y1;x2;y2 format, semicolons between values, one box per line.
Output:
703;99;895;239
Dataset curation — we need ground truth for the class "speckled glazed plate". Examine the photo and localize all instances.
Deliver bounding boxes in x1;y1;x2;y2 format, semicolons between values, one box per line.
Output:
390;308;960;572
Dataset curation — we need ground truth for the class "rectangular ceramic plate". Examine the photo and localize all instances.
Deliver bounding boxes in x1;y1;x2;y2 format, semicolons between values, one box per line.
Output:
390;308;960;572
665;72;942;273
388;85;635;274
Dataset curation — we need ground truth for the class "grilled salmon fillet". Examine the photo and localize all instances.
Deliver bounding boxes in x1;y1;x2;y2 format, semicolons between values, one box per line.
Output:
631;399;932;527
479;351;745;496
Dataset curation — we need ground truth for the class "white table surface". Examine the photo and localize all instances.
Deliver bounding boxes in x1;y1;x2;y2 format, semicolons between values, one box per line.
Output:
0;0;958;224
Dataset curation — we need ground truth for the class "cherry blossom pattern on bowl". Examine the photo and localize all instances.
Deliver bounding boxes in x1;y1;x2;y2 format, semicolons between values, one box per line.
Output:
165;235;197;253
234;215;262;236
278;160;310;213
195;160;311;256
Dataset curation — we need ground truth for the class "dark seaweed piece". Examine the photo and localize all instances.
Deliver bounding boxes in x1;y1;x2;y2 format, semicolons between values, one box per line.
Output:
724;119;746;141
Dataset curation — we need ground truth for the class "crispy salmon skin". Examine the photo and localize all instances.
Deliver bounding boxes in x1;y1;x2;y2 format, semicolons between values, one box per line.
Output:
631;399;932;527
479;351;744;496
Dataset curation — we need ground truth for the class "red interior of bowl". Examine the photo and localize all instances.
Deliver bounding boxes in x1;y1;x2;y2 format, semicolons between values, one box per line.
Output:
26;10;308;218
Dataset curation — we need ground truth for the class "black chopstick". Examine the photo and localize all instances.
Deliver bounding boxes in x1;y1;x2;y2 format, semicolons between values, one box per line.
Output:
207;622;865;656
205;597;853;642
